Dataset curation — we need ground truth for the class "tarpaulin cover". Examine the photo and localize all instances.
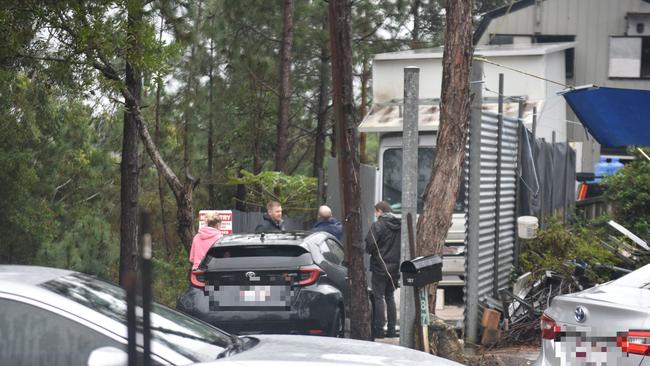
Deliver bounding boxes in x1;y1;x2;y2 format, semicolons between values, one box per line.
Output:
563;87;650;148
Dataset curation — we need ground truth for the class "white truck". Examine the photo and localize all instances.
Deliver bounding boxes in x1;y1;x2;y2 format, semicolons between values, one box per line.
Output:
359;110;466;289
357;43;572;292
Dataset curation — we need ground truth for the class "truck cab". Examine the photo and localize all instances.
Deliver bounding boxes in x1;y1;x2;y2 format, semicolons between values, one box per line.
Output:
375;132;466;287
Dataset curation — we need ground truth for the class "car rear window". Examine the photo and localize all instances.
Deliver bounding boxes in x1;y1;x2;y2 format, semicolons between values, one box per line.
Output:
208;245;308;258
201;244;313;270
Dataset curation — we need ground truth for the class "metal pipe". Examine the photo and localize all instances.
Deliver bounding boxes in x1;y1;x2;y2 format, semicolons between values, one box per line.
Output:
125;271;137;366
465;60;483;345
493;73;504;298
141;211;153;366
400;66;419;348
532;106;537;139
563;136;570;223
514;99;524;269
551;131;556;217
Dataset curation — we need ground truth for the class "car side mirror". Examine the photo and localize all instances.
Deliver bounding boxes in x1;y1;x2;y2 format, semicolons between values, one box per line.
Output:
87;346;128;366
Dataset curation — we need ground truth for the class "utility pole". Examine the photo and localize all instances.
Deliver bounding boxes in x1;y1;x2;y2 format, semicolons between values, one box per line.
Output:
400;67;419;348
328;0;371;340
465;59;483;345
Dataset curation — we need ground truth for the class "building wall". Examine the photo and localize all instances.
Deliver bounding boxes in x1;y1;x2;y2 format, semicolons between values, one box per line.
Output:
477;0;650;89
540;51;568;142
476;0;650;172
372;53;566;141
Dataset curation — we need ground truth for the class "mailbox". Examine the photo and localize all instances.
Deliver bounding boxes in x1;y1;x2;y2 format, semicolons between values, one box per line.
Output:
400;255;442;287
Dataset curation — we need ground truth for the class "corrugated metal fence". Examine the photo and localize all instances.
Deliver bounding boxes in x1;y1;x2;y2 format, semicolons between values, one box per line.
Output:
464;111;520;343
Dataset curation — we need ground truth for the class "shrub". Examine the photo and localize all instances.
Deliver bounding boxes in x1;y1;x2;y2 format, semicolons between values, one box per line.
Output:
603;150;650;240
518;219;621;284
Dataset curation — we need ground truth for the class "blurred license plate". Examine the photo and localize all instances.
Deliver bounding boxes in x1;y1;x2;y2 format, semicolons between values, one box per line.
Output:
208;285;293;310
240;285;272;302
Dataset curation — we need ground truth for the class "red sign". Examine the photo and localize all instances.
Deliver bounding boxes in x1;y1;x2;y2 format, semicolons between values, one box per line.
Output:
198;210;233;235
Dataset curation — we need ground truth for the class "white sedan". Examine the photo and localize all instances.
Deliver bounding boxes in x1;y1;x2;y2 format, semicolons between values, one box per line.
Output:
535;263;650;365
0;265;461;366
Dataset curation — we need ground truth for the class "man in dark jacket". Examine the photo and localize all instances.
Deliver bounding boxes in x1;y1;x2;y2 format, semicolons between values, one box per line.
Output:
255;201;285;232
365;201;401;338
311;205;343;241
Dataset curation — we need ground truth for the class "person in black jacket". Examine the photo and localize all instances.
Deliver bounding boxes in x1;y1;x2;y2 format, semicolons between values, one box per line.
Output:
311;205;343;241
365;201;401;338
255;201;285;232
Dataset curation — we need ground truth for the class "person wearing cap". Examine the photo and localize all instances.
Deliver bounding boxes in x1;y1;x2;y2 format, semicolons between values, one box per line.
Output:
311;205;343;241
189;213;223;269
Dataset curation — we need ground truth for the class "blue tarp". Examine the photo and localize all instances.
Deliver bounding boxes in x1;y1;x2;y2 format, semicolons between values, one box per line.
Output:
563;87;650;148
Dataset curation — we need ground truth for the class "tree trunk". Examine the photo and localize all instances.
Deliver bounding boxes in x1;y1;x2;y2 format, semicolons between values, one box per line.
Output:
415;0;473;314
274;0;295;173
359;54;369;163
184;0;203;179
119;0;143;285
312;15;329;178
328;0;371;341
87;20;197;256
207;19;216;209
235;166;247;211
411;0;421;48
155;18;172;257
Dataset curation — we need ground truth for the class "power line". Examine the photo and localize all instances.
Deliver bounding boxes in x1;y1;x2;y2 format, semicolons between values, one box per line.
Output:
473;56;573;89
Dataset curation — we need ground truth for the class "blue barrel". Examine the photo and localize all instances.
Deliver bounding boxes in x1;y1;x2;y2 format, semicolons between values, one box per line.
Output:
593;157;609;183
609;157;624;175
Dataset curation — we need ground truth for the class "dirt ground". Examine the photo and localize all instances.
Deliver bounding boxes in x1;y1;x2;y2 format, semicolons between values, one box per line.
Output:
469;344;540;366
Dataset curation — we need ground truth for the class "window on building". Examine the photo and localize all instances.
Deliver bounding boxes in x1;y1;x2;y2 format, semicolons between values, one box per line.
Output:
609;36;650;78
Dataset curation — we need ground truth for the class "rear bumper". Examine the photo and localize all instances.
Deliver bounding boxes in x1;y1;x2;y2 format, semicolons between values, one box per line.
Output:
177;286;340;335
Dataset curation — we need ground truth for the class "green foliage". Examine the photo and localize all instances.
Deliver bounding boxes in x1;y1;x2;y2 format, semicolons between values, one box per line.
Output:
36;214;119;278
227;170;317;215
603;150;650;239
151;246;189;307
519;219;621;284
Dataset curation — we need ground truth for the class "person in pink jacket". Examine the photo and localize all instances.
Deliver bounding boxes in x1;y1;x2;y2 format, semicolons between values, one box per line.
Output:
189;213;223;269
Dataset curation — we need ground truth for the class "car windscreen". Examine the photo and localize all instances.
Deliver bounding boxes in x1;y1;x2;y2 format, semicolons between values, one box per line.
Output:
611;263;650;289
40;273;230;362
382;147;466;214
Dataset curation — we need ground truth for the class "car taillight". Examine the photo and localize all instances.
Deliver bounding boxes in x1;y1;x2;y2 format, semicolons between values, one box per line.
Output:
541;313;560;340
297;265;322;286
190;270;205;288
618;330;650;355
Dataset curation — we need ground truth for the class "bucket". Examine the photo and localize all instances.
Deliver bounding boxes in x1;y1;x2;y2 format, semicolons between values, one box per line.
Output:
517;216;539;239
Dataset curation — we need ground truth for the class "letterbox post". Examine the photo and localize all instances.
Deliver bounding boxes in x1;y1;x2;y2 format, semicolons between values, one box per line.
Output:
407;213;430;352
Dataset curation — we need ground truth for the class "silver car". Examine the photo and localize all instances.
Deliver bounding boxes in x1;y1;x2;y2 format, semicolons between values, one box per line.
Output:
0;265;462;366
535;263;650;366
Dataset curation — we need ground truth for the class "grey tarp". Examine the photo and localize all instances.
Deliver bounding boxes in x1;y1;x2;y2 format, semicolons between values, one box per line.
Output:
518;126;576;217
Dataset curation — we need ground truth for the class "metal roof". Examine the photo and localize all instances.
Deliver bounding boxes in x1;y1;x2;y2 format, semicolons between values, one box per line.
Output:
373;42;575;61
358;98;543;133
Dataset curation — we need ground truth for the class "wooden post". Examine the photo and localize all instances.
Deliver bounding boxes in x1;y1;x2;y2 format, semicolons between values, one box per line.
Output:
408;213;429;352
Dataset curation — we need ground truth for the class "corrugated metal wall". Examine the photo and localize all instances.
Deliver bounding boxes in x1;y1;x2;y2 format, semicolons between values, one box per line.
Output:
465;111;520;340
